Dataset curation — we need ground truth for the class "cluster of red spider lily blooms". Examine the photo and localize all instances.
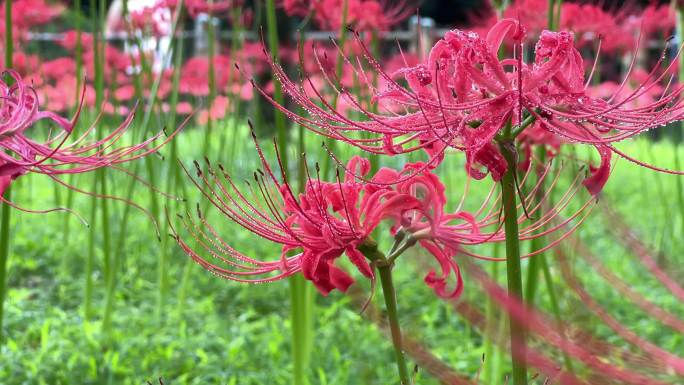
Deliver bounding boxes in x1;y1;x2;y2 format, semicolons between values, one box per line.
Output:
0;0;269;121
225;15;684;284
6;0;684;383
170;8;684;384
0;70;182;215
0;0;421;125
467;0;675;51
282;0;412;31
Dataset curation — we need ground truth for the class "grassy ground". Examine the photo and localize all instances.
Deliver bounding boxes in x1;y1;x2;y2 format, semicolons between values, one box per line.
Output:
0;118;683;385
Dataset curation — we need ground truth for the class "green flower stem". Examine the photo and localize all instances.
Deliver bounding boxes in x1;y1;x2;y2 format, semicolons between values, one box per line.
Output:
482;245;501;385
100;171;115;331
321;0;349;177
523;146;575;374
60;0;83;279
554;0;563;30
677;7;684;239
359;239;411;385
265;0;288;168
498;138;527;385
525;146;546;306
0;0;11;346
200;0;217;164
377;265;410;385
264;3;313;384
539;253;574;372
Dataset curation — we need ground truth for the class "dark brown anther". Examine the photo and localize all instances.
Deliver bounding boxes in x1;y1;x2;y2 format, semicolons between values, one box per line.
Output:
196;203;203;219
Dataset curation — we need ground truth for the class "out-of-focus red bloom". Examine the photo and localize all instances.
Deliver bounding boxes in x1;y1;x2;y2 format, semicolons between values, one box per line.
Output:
472;1;637;53
7;52;40;80
180;51;258;98
282;0;411;31
156;0;240;17
59;31;94;52
560;2;634;53
283;0;311;17
40;58;76;81
502;0;548;37
0;70;181;199
126;3;172;37
197;95;230;125
0;0;64;43
631;4;675;40
588;69;664;109
256;19;684;196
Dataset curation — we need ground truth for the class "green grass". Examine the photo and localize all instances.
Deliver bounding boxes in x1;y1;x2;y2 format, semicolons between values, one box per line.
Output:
0;118;683;384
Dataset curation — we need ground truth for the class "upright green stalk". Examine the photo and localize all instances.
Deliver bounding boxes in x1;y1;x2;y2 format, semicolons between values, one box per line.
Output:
84;204;97;320
498;135;527;385
0;0;13;345
554;0;562;30
321;0;349;176
523;149;575;374
99;171;115;331
482;244;500;385
265;0;288;167
165;15;188;320
265;3;312;384
676;6;684;237
358;240;411;385
60;0;84;279
200;0;218;163
524;148;545;306
88;0;115;333
377;266;410;384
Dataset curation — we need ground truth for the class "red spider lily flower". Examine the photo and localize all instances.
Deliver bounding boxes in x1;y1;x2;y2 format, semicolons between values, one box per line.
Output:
171;126;492;298
171;142;426;295
254;18;684;196
0;70;182;207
